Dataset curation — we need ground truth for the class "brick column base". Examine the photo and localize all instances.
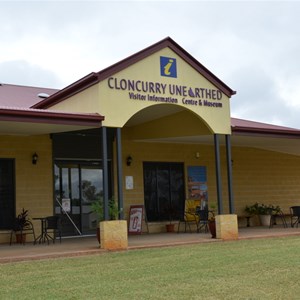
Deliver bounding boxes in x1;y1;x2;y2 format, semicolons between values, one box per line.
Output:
216;214;238;240
100;220;128;250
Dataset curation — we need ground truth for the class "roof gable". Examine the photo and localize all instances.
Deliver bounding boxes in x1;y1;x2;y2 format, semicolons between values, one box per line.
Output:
33;37;236;109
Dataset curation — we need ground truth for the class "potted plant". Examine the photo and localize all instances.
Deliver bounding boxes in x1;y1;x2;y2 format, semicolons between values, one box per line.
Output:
245;202;281;226
92;196;127;250
209;202;217;214
91;196;121;243
207;207;216;238
91;198;104;243
13;208;31;243
165;204;177;233
108;197;120;220
166;222;175;233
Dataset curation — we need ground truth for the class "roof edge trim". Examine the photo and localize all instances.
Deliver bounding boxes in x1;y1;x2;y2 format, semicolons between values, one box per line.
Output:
0;108;104;127
232;126;300;138
32;72;99;109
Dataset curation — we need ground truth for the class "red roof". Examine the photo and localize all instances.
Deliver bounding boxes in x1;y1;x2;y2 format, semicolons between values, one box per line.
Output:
0;83;58;108
0;84;103;135
231;117;300;137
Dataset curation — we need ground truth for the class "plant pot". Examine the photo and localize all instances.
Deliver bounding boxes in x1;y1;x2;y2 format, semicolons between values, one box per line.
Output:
166;223;175;233
259;214;271;226
208;220;216;238
16;233;26;244
96;227;100;244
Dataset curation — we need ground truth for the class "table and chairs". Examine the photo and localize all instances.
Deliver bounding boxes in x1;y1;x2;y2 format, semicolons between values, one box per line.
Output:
33;216;62;244
196;207;211;233
178;205;300;231
177;210;197;233
177;206;213;233
45;216;62;243
33;217;47;244
269;209;288;228
270;206;300;228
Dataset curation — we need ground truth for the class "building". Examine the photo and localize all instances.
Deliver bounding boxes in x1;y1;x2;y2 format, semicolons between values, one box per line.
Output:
1;37;300;242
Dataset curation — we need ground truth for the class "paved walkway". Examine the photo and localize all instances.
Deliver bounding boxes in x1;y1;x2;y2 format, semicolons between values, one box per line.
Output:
1;226;300;263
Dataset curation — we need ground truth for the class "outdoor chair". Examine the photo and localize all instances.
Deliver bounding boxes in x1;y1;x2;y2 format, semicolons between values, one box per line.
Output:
177;210;198;233
269;209;288;228
290;206;300;228
10;220;36;245
44;216;62;244
195;207;209;233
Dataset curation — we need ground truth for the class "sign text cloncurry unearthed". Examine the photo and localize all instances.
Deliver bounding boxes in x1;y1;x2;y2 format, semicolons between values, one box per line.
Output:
107;77;223;108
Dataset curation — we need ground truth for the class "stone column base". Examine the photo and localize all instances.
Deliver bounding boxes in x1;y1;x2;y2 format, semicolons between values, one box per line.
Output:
215;214;238;240
100;220;128;250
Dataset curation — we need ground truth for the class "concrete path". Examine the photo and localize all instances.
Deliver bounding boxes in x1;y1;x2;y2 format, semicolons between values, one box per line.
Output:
1;226;300;263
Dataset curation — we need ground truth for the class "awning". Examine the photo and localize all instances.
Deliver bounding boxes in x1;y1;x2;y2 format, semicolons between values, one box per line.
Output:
0;107;104;135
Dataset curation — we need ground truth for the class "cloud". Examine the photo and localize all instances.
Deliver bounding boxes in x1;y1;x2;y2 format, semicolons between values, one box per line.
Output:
0;60;63;88
230;65;300;128
1;1;300;128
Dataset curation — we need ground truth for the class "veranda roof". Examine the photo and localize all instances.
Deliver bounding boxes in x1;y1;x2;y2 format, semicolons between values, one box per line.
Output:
0;84;103;135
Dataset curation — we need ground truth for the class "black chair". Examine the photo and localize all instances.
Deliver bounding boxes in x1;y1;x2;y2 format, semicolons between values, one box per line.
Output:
10;220;36;245
269;210;288;228
290;206;300;228
195;208;209;233
44;216;62;244
177;211;198;233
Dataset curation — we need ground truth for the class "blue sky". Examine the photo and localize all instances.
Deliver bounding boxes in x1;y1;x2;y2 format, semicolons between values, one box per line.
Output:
1;1;300;128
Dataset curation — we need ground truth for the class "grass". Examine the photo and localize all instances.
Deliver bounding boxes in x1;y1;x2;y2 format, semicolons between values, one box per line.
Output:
0;236;300;299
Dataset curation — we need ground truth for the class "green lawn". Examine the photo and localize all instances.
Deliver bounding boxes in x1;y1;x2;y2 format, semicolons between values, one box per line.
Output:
0;236;300;299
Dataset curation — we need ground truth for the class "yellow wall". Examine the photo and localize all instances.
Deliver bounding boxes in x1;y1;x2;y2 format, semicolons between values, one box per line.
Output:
46;84;100;114
2;130;298;241
115;134;300;231
127;109;212;140
0;135;53;243
231;146;300;219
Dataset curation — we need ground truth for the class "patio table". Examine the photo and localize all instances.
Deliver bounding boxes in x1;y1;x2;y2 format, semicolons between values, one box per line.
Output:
33;217;47;244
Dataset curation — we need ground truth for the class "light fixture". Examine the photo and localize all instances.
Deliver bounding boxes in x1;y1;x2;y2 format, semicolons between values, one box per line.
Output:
126;155;132;166
195;152;200;159
32;153;38;165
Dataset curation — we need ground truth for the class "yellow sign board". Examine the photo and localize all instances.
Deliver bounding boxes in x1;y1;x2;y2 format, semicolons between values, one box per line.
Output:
99;48;231;134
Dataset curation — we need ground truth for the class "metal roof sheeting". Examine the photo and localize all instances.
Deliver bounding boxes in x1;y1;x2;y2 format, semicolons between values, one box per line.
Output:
0;83;58;108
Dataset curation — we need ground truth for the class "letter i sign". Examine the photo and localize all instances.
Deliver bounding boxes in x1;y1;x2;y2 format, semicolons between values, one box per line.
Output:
160;56;177;78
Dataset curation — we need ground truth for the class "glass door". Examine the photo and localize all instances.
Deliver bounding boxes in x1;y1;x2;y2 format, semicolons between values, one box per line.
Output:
80;166;103;235
54;161;103;236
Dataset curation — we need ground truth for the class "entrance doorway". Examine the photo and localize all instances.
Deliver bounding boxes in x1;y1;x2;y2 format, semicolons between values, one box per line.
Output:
143;162;185;222
54;161;108;236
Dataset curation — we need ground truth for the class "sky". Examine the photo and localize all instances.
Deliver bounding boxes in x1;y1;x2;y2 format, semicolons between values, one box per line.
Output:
1;1;300;128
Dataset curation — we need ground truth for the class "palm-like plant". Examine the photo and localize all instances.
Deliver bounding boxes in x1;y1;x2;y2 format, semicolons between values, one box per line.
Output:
14;208;30;231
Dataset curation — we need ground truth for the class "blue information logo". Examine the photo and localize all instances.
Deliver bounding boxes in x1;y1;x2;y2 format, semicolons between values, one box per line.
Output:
160;56;177;78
